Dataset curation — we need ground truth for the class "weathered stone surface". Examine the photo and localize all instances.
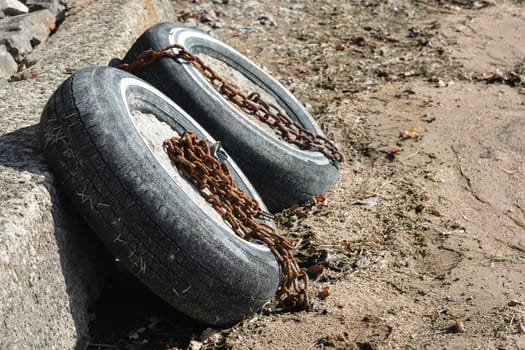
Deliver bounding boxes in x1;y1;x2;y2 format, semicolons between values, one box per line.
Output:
0;137;111;348
0;0;29;16
0;0;175;349
23;0;64;12
0;44;17;78
0;9;54;62
0;30;33;63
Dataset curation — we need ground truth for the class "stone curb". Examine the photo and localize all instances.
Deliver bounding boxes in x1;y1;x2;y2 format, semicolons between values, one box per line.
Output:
0;0;174;349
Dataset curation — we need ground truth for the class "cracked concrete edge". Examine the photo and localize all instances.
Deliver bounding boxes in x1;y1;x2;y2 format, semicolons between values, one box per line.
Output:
0;0;175;349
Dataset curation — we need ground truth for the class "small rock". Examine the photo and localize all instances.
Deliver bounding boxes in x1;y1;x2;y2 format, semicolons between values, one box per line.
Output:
400;127;422;139
422;113;435;123
244;0;257;8
199;327;222;344
0;44;18;79
8;69;36;82
452;320;465;333
262;302;283;314
258;15;276;26
199;9;217;23
472;1;494;9
188;340;203;350
318;286;330;299
316;336;335;347
508;300;524;307
1;0;29;16
24;0;63;12
211;20;223;29
436;79;447;88
0;31;32;62
352;196;380;208
306;264;324;278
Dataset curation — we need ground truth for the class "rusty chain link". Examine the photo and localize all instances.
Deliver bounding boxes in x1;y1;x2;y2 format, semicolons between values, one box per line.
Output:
163;131;308;309
118;44;344;162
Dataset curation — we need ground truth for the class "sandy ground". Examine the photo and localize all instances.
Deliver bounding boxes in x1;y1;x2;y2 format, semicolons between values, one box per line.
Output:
87;0;525;349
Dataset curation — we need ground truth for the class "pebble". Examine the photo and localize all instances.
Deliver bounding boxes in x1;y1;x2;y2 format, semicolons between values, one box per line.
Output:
211;20;223;29
244;1;258;9
188;340;203;350
352;196;380;208
257;15;276;26
0;44;17;79
422;113;436;123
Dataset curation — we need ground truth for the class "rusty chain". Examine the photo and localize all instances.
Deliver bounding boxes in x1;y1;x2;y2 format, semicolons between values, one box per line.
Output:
117;43;345;308
118;44;344;162
163;131;308;309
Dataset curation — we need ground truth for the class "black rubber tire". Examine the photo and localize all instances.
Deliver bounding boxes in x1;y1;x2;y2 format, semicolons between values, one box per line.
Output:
122;23;340;212
39;66;280;326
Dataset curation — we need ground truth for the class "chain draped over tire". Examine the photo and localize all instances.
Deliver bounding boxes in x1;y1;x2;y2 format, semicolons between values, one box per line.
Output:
117;44;344;163
163;131;308;309
117;43;346;309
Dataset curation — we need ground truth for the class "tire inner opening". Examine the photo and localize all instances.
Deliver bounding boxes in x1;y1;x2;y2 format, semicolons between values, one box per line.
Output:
197;53;300;147
129;109;275;249
130;109;233;232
